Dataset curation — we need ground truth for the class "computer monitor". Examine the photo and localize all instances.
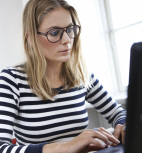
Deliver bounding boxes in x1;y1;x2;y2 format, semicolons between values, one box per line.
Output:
125;42;142;153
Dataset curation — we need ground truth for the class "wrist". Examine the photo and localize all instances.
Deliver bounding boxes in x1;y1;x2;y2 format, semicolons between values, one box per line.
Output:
42;142;68;153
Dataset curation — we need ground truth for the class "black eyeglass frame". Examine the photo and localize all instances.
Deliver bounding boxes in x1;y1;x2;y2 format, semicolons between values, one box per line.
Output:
37;25;81;43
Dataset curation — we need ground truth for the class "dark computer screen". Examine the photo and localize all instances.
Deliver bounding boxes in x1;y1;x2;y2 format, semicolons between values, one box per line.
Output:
125;42;142;153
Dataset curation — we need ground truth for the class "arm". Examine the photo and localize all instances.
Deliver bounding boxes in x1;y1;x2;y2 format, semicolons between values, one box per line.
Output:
85;73;126;143
0;68;46;153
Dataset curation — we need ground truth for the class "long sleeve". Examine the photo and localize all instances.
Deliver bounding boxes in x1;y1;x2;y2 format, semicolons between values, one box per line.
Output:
0;68;46;153
85;73;126;128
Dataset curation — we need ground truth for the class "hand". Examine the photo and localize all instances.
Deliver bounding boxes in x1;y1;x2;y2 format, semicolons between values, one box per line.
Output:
113;124;126;145
65;128;120;153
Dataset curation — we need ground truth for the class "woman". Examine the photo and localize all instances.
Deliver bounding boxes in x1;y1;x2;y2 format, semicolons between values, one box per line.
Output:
0;0;126;153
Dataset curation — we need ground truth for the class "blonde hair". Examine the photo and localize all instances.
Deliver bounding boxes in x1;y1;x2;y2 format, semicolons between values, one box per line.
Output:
22;0;88;100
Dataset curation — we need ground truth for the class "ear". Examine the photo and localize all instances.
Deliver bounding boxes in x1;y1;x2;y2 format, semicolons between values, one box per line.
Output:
26;33;32;45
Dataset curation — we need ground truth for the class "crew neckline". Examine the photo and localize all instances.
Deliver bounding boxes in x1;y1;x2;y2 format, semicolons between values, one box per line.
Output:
52;86;63;91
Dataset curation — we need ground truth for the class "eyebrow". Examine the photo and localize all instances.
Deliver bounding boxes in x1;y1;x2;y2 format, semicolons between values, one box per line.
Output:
45;23;74;31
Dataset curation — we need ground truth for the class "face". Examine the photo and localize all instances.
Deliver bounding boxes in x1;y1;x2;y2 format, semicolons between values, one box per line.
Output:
37;7;74;64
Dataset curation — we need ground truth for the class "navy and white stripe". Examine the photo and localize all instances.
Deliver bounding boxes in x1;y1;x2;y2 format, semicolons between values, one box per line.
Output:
0;67;126;153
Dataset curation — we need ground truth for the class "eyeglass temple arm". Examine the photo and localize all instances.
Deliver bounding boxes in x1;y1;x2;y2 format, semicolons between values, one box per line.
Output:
37;32;46;36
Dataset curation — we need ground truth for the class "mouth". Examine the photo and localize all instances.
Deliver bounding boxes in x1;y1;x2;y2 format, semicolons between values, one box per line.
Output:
59;49;70;53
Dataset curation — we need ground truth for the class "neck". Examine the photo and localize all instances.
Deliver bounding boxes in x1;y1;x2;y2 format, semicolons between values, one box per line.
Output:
47;61;63;88
47;62;62;79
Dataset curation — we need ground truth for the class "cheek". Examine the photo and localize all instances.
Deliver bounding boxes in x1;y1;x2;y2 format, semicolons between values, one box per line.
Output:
71;40;74;51
39;37;58;55
70;39;74;49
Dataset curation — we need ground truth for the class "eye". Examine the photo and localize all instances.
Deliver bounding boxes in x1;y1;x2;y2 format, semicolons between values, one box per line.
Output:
48;29;60;36
67;26;74;33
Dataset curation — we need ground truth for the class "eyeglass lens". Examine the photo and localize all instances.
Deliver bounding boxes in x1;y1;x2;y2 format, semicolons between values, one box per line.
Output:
47;25;80;42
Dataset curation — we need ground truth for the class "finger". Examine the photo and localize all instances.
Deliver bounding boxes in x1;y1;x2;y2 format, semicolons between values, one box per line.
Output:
99;127;113;136
91;131;111;145
89;143;107;152
122;124;126;144
89;137;106;149
101;131;120;145
114;124;122;140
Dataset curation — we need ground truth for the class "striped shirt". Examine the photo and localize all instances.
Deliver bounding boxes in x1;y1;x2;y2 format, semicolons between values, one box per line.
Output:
0;66;126;153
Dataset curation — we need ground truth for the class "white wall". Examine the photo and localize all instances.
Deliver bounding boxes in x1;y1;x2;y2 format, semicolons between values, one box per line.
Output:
0;0;25;72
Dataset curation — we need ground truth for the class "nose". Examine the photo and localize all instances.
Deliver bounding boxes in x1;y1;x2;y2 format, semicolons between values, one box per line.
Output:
60;30;70;44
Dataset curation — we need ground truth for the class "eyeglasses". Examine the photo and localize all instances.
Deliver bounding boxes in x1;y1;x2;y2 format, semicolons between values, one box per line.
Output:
37;25;81;43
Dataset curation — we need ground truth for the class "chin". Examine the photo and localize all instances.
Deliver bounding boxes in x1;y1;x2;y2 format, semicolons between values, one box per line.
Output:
61;58;70;63
59;55;71;62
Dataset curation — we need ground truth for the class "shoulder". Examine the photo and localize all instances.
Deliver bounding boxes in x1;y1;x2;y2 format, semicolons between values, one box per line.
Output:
0;65;27;84
87;72;98;86
1;65;26;77
85;72;102;92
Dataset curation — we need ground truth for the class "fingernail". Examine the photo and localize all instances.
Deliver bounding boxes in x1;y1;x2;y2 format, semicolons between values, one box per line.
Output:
107;141;112;145
113;143;118;146
101;144;106;148
105;145;111;148
116;140;120;144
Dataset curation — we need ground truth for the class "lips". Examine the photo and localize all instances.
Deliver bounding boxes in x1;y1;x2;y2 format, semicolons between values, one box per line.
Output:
59;49;70;52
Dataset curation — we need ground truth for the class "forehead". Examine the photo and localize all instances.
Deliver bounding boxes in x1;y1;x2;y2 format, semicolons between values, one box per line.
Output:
39;7;73;31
